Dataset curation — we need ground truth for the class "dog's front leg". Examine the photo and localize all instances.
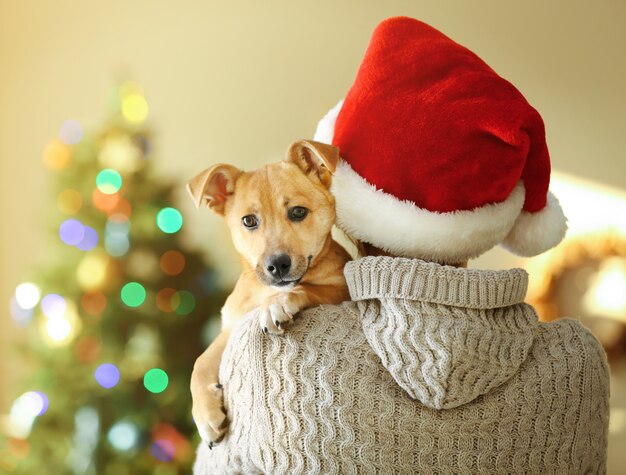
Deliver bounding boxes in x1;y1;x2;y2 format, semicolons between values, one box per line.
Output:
190;329;230;446
258;283;347;335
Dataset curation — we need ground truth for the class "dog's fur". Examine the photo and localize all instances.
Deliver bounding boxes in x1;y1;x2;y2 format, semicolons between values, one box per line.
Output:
187;140;350;444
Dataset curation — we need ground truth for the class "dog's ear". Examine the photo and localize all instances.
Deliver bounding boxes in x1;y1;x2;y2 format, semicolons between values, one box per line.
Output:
186;164;242;215
285;140;340;188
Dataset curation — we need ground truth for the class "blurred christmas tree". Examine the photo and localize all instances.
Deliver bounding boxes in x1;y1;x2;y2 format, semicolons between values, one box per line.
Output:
1;82;224;474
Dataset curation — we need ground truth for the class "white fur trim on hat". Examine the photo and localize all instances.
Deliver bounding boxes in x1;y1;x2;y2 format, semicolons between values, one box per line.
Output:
313;99;343;144
500;192;567;257
331;160;527;263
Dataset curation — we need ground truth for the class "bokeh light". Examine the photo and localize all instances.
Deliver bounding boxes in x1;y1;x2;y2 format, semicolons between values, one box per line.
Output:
152;422;192;464
18;392;45;418
143;368;169;394
105;215;131;257
77;226;99;251
57;189;83;214
81;291;107;316
41;294;66;319
41;300;81;347
96;169;122;194
112;198;132;218
156;288;177;313
95;363;121;388
59;119;84;145
15;282;41;309
156;288;196;315
127;249;159;280
8;438;30;461
121;282;146;307
74;336;102;364
151;439;175;462
106;215;130;234
173;290;196;315
34;391;49;416
98;135;143;173
59;219;85;245
122;94;149;124
73;407;100;461
160;250;185;275
156;207;183;234
583;257;626;319
42;139;71;170
92;189;120;213
10;297;34;325
8;391;47;438
77;252;110;290
108;421;139;452
46;318;72;342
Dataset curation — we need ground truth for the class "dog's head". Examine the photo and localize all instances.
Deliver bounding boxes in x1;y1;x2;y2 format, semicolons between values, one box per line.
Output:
187;140;340;290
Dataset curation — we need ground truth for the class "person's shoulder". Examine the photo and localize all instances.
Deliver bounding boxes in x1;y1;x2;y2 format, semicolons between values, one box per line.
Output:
229;300;361;345
221;301;367;387
300;300;360;321
534;318;609;378
290;300;362;337
537;318;605;356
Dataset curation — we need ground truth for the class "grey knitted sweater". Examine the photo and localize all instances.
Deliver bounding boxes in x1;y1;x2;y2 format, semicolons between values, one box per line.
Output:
194;257;609;474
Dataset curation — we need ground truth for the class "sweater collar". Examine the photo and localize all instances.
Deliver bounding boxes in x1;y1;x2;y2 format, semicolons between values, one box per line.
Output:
345;256;528;309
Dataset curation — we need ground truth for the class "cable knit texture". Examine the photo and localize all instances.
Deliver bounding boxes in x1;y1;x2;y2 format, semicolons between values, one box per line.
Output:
194;257;609;474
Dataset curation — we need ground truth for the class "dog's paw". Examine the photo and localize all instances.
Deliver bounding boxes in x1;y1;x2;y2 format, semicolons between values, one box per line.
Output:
259;293;300;335
192;383;228;446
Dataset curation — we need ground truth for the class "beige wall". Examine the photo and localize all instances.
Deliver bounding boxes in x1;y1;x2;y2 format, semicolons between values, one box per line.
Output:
1;0;625;410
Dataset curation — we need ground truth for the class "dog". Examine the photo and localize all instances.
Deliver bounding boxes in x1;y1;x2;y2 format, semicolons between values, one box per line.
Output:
186;140;351;445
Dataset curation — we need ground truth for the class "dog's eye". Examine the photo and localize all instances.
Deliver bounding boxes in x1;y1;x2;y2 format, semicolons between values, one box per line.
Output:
288;206;309;222
242;215;259;229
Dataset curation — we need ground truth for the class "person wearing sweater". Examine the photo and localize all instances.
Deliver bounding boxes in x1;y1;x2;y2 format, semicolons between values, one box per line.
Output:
194;17;610;474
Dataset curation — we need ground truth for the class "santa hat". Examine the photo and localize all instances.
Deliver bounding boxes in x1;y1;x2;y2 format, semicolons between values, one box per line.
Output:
315;17;567;263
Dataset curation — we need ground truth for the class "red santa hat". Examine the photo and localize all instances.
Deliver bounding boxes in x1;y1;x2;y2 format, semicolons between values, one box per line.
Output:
315;17;567;263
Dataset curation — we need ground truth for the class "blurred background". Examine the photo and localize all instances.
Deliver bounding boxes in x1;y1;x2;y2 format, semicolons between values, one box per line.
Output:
1;0;625;473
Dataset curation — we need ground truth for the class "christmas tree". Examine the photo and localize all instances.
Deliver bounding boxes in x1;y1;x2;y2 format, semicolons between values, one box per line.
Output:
1;82;224;474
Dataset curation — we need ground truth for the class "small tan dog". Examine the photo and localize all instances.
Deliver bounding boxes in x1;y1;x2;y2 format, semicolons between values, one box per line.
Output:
187;140;350;446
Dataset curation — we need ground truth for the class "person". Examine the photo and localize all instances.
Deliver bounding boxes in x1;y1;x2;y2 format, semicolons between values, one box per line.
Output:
194;17;609;474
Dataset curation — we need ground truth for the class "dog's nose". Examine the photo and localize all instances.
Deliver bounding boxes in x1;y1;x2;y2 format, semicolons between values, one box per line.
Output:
265;254;292;279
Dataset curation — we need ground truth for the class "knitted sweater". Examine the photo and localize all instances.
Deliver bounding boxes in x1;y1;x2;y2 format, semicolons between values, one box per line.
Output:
194;257;610;474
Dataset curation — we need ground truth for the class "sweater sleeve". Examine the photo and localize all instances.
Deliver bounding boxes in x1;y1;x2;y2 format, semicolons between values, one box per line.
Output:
570;320;610;474
193;302;365;475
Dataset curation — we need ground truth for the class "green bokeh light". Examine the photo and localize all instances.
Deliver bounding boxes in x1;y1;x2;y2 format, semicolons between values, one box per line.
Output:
173;290;196;316
156;207;183;234
96;169;122;194
120;282;146;307
143;368;169;394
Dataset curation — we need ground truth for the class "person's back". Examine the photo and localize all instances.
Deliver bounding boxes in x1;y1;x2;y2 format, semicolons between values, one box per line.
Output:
193;16;610;473
195;257;609;474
